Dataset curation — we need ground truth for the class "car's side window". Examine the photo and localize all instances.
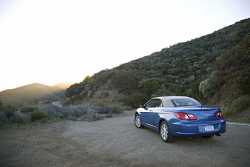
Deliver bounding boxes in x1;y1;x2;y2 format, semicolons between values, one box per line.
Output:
164;99;175;107
145;99;162;108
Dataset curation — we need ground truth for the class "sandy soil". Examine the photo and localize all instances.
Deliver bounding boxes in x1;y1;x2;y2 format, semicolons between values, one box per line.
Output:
1;114;250;167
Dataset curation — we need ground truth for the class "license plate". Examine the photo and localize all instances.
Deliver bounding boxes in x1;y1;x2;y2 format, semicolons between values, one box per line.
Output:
204;125;214;132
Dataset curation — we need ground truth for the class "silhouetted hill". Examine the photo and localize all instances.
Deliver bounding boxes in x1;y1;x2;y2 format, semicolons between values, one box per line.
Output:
65;18;250;116
53;83;71;89
0;83;68;106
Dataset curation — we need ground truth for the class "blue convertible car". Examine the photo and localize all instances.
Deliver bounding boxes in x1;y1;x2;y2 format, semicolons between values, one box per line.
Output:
134;96;226;142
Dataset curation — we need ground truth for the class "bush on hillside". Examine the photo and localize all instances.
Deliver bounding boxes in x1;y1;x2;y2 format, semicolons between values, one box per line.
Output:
0;100;3;111
4;105;16;119
10;111;31;123
139;79;161;98
199;72;218;98
65;83;82;97
110;70;139;94
225;95;250;115
106;103;128;114
0;112;8;123
122;92;147;108
31;111;48;121
239;72;250;94
20;106;38;113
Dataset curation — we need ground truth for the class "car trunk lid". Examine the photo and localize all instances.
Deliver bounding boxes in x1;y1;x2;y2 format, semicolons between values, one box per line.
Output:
175;106;219;122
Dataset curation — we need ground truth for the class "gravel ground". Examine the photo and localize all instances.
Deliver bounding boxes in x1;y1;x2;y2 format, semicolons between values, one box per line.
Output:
0;112;250;167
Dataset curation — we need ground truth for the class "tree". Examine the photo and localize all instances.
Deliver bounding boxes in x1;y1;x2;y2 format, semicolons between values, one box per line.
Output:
139;79;161;98
65;83;82;97
111;70;139;94
0;100;3;111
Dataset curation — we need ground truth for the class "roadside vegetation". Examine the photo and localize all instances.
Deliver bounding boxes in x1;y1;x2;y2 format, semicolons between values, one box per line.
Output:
0;99;126;127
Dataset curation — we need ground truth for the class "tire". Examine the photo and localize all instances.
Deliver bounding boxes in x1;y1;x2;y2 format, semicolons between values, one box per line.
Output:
135;114;143;128
202;134;214;138
160;121;173;142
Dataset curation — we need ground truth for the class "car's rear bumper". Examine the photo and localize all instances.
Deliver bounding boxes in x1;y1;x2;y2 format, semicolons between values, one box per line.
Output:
170;119;226;137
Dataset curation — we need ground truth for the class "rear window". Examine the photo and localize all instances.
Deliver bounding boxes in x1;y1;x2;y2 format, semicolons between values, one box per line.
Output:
171;98;201;107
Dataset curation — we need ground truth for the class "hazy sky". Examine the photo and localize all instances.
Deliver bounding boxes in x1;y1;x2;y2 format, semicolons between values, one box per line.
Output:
0;0;249;91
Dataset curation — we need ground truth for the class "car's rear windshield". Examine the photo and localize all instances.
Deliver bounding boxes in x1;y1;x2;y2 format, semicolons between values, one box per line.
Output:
171;98;201;107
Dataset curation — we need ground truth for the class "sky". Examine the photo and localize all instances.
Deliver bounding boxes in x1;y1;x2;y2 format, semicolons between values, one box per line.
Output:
0;0;249;91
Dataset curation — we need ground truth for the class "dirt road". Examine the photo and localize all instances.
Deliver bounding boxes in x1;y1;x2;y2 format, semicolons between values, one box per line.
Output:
1;114;250;167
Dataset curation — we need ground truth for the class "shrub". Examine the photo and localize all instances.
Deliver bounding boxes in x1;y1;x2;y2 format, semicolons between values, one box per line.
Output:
122;92;146;108
4;105;16;119
239;71;250;94
199;72;218;98
39;104;64;118
20;106;38;113
65;83;82;97
0;112;8;123
110;70;139;94
139;79;161;98
10;111;31;123
107;104;127;114
31;111;48;121
0;100;3;111
225;95;250;115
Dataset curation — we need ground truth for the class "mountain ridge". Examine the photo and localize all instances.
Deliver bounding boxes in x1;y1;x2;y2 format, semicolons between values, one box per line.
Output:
0;83;69;106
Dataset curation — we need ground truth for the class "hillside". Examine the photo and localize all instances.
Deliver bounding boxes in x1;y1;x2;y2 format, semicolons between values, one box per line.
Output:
65;18;250;116
0;83;68;106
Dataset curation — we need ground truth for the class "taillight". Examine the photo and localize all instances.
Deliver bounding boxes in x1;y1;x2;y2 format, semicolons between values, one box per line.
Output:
216;112;223;119
175;112;197;121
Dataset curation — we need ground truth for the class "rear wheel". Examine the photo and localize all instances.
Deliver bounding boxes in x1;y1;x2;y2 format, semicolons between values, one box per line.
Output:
135;114;142;128
202;134;214;138
160;121;173;142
